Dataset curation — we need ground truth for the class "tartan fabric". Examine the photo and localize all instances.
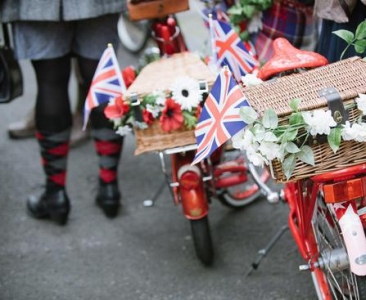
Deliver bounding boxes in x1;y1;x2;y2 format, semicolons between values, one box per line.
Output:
36;128;71;192
91;128;123;185
250;0;316;63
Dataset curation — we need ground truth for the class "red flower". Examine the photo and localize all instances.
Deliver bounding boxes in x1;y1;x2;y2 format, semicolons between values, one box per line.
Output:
159;98;184;132
104;96;130;120
122;66;136;88
142;109;154;125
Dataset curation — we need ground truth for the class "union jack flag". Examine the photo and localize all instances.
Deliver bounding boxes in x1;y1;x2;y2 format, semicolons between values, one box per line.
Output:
212;20;258;82
192;67;249;165
82;45;126;129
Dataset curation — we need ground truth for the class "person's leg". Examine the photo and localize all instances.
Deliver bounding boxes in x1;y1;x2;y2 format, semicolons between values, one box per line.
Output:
7;59;90;145
76;55;124;218
27;55;72;225
69;58;90;147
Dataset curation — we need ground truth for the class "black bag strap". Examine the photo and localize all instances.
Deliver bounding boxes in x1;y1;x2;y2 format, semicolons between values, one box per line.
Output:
338;0;352;18
1;23;11;47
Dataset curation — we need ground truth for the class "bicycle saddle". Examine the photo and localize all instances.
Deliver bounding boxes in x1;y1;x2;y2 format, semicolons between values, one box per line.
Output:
258;37;328;80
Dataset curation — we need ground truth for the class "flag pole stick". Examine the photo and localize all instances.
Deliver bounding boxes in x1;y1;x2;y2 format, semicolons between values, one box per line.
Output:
208;14;217;67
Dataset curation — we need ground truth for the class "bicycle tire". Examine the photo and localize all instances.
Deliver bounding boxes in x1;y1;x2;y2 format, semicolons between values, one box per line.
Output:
190;217;214;266
217;149;270;208
117;13;151;54
310;191;366;299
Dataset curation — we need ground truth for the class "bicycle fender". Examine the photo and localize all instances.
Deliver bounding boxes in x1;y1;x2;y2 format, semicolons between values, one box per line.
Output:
178;165;209;220
335;202;366;276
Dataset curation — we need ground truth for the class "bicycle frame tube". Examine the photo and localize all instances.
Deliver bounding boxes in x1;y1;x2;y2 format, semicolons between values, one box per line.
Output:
285;164;366;296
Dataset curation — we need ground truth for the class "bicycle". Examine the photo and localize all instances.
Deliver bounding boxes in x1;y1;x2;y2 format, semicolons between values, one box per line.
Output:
237;38;366;299
117;1;151;54
119;0;278;266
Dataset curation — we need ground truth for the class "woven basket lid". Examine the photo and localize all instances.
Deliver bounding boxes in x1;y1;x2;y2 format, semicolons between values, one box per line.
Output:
126;52;216;99
243;56;366;117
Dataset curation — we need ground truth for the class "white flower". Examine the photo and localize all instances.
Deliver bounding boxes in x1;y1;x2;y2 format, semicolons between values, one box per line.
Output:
232;128;255;150
246;146;267;167
341;121;366;142
351;123;366;142
341;121;356;140
302;109;336;136
258;141;281;161
241;73;263;87
171;76;202;111
247;12;263;33
152;90;166;106
146;103;161;118
116;125;132;136
356;93;366;115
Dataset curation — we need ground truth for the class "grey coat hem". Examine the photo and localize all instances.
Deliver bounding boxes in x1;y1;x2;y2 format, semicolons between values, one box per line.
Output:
0;0;124;22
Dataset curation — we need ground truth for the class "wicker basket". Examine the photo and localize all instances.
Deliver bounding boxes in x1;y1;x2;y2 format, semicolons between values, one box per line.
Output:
242;56;366;183
126;52;216;155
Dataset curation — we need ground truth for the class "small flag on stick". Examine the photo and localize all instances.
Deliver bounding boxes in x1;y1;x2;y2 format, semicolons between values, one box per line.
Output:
83;44;126;129
192;67;249;165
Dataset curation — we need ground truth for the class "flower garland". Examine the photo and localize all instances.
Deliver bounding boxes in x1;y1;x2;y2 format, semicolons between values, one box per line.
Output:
231;91;366;180
104;76;204;135
227;0;273;41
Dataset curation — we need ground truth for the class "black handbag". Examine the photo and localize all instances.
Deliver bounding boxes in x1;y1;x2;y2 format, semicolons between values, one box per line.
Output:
0;23;23;103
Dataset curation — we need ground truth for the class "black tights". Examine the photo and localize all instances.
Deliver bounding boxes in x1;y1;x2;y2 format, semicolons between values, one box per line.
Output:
32;54;111;132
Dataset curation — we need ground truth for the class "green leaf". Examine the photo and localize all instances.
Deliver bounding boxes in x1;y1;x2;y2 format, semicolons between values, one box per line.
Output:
242;5;256;18
227;5;242;15
262;108;278;129
182;111;197;130
288;112;304;126
297;145;315;166
283;154;296;180
240;106;258;124
252;123;265;140
333;29;355;44
281;128;298;142
355;39;366;53
263;131;278;142
355;20;366;40
289;98;301;112
327;127;342;153
285;142;301;153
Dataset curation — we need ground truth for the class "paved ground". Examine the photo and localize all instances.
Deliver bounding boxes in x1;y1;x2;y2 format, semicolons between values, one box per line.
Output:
0;5;317;300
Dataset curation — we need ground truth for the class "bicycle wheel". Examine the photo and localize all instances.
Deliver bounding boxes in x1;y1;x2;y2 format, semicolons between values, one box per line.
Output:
117;13;151;54
217;149;270;208
311;193;366;299
190;217;214;266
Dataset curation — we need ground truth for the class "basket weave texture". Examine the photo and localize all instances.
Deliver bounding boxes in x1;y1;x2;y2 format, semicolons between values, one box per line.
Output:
242;56;366;183
126;52;216;155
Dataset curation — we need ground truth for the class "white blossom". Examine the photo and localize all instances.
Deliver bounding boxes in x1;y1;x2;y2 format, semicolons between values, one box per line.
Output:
341;121;366;142
241;73;263;87
302;109;336;136
231;128;256;150
146;103;161;118
246;146;267;167
171;76;202;111
247;12;263;33
116;125;132;136
350;123;366;142
258;141;281;161
356;93;366;115
152;90;166;106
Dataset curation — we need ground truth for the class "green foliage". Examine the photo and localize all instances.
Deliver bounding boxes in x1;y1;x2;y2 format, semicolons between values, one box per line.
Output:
333;19;366;59
227;0;273;41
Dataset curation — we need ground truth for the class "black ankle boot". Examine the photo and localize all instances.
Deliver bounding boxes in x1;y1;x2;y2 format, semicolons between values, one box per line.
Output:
27;189;70;225
95;182;120;218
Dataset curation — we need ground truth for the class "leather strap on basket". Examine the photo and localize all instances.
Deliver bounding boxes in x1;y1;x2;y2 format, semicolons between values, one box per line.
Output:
318;87;349;125
307;87;349;146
